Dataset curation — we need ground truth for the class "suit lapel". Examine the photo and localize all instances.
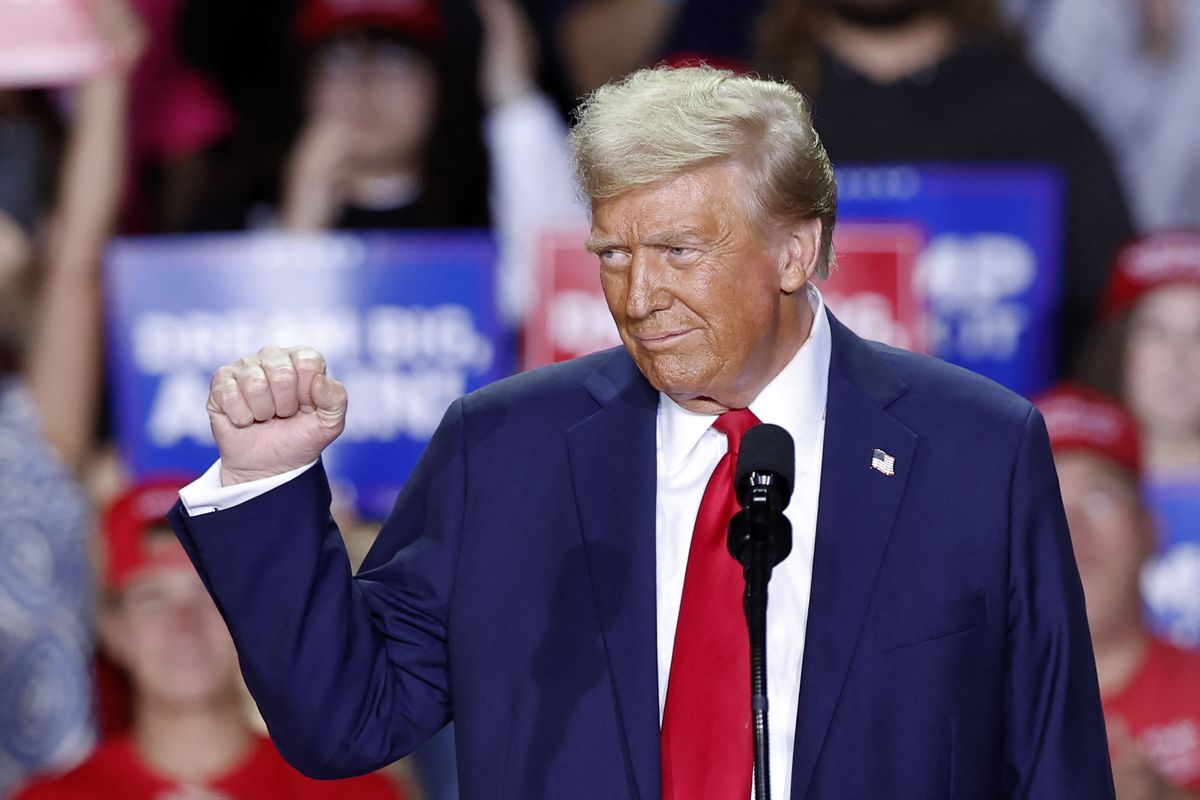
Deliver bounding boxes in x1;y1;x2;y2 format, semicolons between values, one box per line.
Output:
790;316;917;798
566;349;662;800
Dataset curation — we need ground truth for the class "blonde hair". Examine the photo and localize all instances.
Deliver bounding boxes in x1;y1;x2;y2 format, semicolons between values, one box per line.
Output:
568;65;838;277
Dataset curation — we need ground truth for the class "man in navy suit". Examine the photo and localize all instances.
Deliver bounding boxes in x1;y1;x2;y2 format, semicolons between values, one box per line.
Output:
170;66;1114;798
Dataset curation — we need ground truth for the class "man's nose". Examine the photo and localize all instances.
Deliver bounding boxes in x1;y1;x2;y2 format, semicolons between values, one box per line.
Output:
624;251;671;320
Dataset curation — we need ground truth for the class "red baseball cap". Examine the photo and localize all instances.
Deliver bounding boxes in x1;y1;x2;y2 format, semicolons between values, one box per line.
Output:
1035;383;1142;477
1098;229;1200;320
102;477;194;591
294;0;443;46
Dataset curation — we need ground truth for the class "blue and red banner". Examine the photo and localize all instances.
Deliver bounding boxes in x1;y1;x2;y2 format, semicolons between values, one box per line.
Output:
835;164;1065;396
104;231;508;519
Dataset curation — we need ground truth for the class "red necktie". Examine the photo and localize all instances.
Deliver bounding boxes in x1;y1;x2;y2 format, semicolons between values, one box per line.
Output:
661;407;761;800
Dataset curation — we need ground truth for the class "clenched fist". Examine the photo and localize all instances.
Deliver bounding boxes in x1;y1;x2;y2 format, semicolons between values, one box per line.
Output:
207;345;348;486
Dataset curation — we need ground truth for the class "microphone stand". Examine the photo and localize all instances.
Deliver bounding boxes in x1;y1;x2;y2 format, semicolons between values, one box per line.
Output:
729;475;792;800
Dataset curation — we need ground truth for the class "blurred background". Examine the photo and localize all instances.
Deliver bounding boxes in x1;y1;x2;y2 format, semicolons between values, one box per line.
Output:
0;0;1197;797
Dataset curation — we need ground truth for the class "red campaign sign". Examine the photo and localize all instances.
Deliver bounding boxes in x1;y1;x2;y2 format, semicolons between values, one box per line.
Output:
522;222;927;369
0;0;112;89
524;227;620;369
822;222;927;352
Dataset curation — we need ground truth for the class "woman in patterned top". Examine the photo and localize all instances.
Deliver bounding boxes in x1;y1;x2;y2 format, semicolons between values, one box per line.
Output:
0;0;145;794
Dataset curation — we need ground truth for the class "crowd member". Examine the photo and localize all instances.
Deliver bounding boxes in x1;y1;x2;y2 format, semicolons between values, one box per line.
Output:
1039;385;1200;798
278;0;451;232
191;0;489;233
756;0;1134;375
0;0;145;793
1009;0;1200;231
1085;230;1200;649
14;479;406;800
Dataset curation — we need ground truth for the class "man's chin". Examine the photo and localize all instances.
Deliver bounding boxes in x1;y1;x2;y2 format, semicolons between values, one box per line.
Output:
637;353;699;387
648;373;731;414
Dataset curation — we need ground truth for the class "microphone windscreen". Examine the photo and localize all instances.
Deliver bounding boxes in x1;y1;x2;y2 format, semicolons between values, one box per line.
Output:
736;423;795;488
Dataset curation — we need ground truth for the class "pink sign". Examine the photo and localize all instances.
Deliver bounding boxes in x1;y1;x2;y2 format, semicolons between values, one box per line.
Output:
0;0;112;88
522;222;927;369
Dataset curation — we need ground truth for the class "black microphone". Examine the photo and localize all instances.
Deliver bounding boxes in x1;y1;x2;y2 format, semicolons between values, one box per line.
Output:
728;424;794;570
727;422;795;800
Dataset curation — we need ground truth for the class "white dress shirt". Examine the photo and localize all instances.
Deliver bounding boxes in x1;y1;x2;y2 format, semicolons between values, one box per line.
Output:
179;286;832;800
655;285;830;800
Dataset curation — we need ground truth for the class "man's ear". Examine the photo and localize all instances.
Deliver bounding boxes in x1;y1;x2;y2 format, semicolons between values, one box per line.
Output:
781;218;822;294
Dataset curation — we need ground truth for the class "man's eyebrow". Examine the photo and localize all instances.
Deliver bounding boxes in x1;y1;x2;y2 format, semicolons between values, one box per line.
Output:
584;236;616;254
584;229;709;253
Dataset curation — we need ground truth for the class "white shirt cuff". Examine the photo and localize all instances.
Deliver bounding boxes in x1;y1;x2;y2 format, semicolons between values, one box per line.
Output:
177;459;318;517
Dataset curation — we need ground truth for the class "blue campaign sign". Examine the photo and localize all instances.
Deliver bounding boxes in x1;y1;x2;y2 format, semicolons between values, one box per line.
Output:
105;231;509;520
836;164;1065;396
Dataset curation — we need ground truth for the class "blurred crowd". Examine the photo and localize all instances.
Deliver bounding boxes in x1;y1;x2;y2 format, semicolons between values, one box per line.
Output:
0;0;1197;797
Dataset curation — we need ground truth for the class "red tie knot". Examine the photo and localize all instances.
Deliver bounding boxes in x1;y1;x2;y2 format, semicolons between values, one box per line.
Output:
713;408;761;456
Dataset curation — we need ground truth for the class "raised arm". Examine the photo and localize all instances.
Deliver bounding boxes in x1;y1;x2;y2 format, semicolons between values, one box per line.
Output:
170;345;460;776
476;0;586;324
26;0;145;472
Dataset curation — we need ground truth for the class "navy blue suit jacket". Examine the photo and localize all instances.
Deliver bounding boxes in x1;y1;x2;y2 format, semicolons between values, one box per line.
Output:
170;315;1115;799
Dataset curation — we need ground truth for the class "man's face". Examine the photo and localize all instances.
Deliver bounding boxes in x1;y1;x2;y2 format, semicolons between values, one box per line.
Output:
1124;284;1200;438
1056;452;1150;641
588;162;816;413
104;550;240;710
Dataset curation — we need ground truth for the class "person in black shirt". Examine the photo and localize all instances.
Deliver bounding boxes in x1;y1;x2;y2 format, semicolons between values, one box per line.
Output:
758;0;1134;376
190;0;489;233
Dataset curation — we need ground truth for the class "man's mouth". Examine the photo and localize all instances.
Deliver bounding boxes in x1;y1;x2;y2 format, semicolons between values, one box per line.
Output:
633;329;696;350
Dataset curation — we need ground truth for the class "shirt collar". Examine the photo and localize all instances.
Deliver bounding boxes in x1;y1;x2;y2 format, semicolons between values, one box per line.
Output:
657;285;832;476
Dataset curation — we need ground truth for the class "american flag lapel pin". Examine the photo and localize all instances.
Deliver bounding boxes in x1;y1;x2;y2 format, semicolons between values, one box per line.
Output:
870;448;896;477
